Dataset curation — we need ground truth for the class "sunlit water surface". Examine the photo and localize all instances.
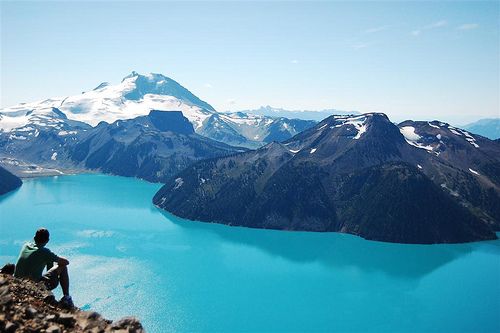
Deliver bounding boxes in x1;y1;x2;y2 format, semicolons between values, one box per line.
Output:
0;175;499;332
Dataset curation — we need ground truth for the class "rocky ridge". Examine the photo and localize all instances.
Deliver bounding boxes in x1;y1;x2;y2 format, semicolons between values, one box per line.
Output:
0;274;144;333
154;113;500;244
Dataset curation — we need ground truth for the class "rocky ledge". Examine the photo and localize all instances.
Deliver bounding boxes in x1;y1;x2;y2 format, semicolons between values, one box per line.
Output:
0;273;145;333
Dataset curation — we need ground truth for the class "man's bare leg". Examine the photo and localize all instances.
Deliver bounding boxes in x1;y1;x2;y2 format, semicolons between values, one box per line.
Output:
56;265;70;296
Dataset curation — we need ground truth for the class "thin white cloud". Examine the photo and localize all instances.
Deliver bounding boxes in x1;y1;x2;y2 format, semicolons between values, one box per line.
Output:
204;83;213;88
457;23;479;30
411;20;447;37
290;59;299;64
227;99;236;106
424;20;448;29
351;42;374;49
364;26;388;34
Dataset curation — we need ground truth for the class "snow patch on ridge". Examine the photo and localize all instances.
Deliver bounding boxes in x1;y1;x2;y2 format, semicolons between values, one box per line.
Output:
173;177;184;190
449;127;462;136
58;130;78;136
400;126;421;141
399;126;434;151
447;126;479;148
469;168;480;176
331;115;368;140
441;183;459;197
461;130;480;148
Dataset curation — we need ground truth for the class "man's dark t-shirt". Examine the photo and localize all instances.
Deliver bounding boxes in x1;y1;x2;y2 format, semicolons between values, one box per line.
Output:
14;242;59;280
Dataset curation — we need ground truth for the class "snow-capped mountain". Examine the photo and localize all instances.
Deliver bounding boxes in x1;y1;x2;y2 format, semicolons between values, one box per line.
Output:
199;112;317;148
154;113;500;244
0;107;92;167
0;110;243;182
0;72;317;148
234;105;358;121
0;71;215;130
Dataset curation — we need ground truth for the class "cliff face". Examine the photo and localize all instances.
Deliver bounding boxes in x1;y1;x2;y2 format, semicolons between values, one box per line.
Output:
0;166;22;195
0;274;145;333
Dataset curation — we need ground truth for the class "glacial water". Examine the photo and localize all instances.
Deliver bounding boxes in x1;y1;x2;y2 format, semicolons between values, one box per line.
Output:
0;174;499;332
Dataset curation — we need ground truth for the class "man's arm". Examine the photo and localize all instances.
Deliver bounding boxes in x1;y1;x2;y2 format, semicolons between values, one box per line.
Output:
57;256;69;266
46;248;69;267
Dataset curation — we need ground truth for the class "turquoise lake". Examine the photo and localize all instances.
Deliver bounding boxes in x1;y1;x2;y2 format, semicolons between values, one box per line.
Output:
0;174;499;332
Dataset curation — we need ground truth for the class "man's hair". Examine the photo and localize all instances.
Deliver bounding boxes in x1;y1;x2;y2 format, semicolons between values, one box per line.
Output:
34;228;50;244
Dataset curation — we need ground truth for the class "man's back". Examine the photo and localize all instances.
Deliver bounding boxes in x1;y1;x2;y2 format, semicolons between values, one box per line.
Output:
14;241;58;281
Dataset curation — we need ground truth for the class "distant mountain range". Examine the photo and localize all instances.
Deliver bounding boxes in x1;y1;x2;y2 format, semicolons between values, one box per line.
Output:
0;110;243;182
2;71;499;244
0;72;317;148
463;118;500;140
232;105;357;121
154;113;500;244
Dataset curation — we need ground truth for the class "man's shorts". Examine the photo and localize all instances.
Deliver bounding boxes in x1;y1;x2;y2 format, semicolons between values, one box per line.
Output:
40;265;60;290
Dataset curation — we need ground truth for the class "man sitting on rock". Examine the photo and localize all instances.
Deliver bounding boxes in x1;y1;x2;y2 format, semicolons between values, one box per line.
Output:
14;228;74;307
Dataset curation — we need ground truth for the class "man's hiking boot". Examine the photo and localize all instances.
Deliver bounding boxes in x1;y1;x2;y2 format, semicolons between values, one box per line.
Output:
59;295;74;308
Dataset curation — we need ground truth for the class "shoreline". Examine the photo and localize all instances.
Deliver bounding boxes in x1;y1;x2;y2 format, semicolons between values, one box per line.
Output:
0;157;93;179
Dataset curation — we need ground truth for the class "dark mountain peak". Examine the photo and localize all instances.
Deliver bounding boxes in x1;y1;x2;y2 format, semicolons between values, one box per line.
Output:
284;113;404;160
260;141;294;156
99;110;195;136
323;112;388;122
147;110;194;135
312;113;392;137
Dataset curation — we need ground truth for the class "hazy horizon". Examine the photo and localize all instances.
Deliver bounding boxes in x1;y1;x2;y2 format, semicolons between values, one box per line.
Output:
1;1;498;125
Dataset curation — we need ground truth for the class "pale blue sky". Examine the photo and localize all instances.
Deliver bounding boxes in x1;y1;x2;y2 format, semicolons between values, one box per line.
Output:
1;1;499;124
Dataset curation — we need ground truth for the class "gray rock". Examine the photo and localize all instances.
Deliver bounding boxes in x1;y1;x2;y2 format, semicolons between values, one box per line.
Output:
46;314;57;321
110;316;144;331
4;321;17;333
0;285;9;296
25;306;37;318
46;324;61;333
57;312;75;327
0;294;12;305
